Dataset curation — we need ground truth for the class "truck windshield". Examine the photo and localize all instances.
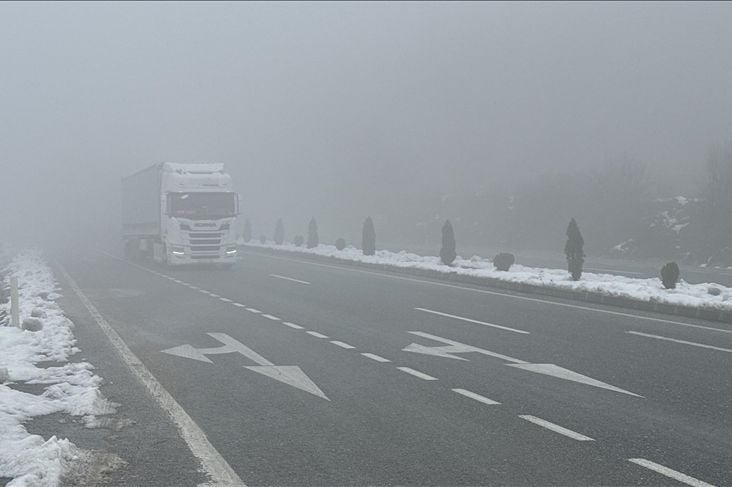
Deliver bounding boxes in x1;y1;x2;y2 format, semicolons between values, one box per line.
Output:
168;192;237;219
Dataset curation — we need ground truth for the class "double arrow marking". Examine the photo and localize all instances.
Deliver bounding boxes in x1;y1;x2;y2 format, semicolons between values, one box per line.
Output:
162;333;329;400
403;331;642;398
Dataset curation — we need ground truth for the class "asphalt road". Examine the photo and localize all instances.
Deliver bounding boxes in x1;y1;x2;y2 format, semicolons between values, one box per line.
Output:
54;248;732;486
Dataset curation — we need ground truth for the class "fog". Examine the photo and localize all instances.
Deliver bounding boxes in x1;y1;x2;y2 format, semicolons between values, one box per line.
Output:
2;2;732;257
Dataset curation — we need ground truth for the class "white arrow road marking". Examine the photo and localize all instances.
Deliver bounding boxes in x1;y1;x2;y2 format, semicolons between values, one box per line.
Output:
161;333;329;400
245;366;329;401
269;274;311;285
405;332;643;397
628;459;716;487
415;307;530;334
403;331;528;363
507;364;643;397
627;331;732;354
519;415;594;441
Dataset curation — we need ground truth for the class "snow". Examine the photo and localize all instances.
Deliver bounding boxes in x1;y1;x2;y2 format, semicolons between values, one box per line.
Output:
0;250;116;486
244;241;732;313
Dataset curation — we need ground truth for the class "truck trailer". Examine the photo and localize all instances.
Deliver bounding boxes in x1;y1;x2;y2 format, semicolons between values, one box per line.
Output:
122;162;239;266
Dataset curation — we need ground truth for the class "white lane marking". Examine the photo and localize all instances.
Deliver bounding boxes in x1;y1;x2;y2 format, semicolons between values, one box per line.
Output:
397;367;438;381
452;388;500;405
415;307;530;334
361;352;390;363
246;308;262;314
282;322;304;330
627;331;732;354
233;303;246;308
189;285;199;290
628;458;716;487
209;293;221;298
219;297;232;303
330;340;355;349
507;363;643;397
239;251;732;334
58;265;245;486
261;314;281;321
269;274;311;285
306;331;329;339
519;415;594;441
405;331;528;363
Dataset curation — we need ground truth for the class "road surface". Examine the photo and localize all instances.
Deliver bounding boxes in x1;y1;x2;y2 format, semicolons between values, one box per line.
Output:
53;248;732;486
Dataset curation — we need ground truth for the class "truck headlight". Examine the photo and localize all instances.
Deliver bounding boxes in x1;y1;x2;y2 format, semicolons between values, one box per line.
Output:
225;248;237;255
171;247;185;256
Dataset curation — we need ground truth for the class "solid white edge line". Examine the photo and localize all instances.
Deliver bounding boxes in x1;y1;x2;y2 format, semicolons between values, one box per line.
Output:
330;340;355;349
518;415;594;441
306;331;329;339
238;250;732;334
628;458;716;487
282;322;304;330
397;367;438;381
361;353;390;363
58;264;245;487
626;331;732;353
452;388;500;405
415;307;530;334
269;274;311;285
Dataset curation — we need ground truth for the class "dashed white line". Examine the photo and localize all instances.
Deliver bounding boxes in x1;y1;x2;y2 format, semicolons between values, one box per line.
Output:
519;415;594;441
233;303;246;308
269;274;311;285
209;293;221;298
452;388;500;405
282;322;304;330
261;314;281;321
330;340;355;349
361;353;390;363
58;265;245;486
397;367;438;381
628;458;716;487
627;331;732;354
306;331;329;339
246;308;262;314
219;297;232;303
415;307;530;334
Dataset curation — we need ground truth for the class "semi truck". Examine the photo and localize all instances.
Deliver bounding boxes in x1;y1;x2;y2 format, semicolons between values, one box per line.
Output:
122;162;239;267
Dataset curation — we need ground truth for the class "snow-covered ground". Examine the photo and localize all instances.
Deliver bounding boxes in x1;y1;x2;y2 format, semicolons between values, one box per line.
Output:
243;241;732;312
0;250;116;486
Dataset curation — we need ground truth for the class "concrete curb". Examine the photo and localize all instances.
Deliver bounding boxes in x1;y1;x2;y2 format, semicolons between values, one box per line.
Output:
239;245;732;325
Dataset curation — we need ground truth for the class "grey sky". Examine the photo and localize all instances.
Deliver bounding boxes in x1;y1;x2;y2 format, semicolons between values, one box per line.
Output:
1;1;731;244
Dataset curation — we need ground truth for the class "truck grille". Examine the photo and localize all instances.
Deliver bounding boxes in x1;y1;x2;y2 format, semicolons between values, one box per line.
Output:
187;231;222;255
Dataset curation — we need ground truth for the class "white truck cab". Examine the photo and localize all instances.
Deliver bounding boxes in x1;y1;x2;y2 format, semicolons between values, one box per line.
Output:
122;163;239;267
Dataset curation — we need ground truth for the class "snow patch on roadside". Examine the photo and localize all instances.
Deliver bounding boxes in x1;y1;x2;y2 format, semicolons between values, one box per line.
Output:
0;249;117;486
245;241;732;312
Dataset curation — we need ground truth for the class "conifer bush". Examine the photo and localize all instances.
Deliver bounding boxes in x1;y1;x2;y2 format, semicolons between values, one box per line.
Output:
565;218;585;281
440;220;457;265
335;238;346;251
307;218;319;249
661;262;680;289
362;217;376;256
493;253;515;271
274;219;285;245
